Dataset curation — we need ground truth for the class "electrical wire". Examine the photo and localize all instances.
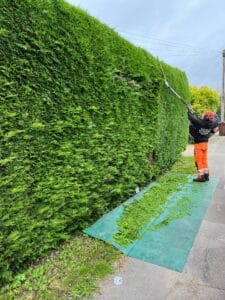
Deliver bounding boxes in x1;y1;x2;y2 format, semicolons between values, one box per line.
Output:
116;28;221;54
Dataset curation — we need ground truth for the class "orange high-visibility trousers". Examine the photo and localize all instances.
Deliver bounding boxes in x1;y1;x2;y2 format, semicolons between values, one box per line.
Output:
194;142;208;175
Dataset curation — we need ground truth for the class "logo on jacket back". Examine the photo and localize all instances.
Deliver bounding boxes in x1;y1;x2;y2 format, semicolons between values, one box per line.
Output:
199;128;211;135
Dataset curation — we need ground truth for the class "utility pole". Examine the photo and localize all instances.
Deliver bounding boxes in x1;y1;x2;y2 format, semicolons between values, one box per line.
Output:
219;49;225;135
221;49;225;122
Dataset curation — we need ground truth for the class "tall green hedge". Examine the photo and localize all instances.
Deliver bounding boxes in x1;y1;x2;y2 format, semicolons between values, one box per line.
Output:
0;0;190;284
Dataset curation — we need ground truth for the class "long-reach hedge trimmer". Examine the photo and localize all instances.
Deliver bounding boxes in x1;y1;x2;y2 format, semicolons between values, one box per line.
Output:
157;57;195;114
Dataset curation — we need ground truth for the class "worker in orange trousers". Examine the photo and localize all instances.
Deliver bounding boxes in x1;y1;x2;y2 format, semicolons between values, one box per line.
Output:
188;110;219;182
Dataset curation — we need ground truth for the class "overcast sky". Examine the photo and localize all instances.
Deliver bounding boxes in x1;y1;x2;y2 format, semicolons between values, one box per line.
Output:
67;0;225;92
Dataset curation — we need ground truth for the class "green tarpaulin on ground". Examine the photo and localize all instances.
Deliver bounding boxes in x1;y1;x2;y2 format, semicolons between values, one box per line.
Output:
84;176;218;272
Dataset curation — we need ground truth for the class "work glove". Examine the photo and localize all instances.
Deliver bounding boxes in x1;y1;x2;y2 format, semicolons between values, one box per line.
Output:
186;104;195;115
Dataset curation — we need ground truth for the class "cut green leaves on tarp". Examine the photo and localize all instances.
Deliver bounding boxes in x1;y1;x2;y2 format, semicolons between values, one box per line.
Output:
84;157;218;272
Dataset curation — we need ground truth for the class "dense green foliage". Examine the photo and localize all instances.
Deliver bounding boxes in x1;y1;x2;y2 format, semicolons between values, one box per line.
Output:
190;85;220;115
0;0;190;284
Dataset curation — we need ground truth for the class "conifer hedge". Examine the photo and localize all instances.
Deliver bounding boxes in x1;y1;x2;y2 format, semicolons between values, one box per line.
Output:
0;0;190;284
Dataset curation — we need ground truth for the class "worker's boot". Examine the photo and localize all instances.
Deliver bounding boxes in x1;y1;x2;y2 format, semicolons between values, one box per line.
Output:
193;175;206;182
204;173;209;181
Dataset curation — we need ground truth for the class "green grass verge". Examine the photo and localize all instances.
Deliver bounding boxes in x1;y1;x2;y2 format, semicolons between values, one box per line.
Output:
114;156;196;246
0;235;121;300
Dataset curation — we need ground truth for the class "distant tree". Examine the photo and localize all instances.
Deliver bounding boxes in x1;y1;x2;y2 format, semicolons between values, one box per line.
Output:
190;86;220;115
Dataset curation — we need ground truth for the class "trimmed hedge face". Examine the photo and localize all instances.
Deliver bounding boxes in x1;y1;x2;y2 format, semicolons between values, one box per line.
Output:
0;0;190;284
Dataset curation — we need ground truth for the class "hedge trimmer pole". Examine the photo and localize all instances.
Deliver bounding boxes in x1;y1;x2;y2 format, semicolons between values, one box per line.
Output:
157;57;195;114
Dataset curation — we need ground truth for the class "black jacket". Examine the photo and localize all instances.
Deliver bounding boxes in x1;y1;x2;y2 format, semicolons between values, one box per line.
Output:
188;111;218;143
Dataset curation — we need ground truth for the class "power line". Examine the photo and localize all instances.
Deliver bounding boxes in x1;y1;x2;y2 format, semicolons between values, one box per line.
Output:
116;28;221;54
